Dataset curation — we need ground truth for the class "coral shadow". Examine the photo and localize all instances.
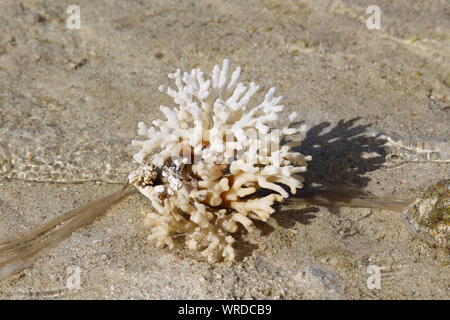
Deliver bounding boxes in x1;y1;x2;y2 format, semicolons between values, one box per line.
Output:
273;207;320;228
283;117;388;217
294;117;387;190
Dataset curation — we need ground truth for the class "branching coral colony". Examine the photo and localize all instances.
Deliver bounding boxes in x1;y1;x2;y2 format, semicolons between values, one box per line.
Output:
128;59;311;262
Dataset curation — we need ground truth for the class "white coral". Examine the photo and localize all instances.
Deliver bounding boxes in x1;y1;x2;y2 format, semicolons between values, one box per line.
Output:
129;59;311;262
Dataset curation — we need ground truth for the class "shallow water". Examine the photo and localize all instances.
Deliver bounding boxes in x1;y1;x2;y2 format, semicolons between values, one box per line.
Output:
2;122;449;185
0;120;133;184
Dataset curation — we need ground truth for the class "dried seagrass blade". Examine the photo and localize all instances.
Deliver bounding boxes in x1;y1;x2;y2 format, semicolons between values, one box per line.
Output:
0;183;130;280
287;188;413;212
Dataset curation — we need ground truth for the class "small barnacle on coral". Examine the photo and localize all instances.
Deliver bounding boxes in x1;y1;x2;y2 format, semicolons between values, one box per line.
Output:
129;59;311;262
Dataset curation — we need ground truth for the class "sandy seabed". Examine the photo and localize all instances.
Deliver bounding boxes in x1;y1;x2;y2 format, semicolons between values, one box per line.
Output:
0;0;449;299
